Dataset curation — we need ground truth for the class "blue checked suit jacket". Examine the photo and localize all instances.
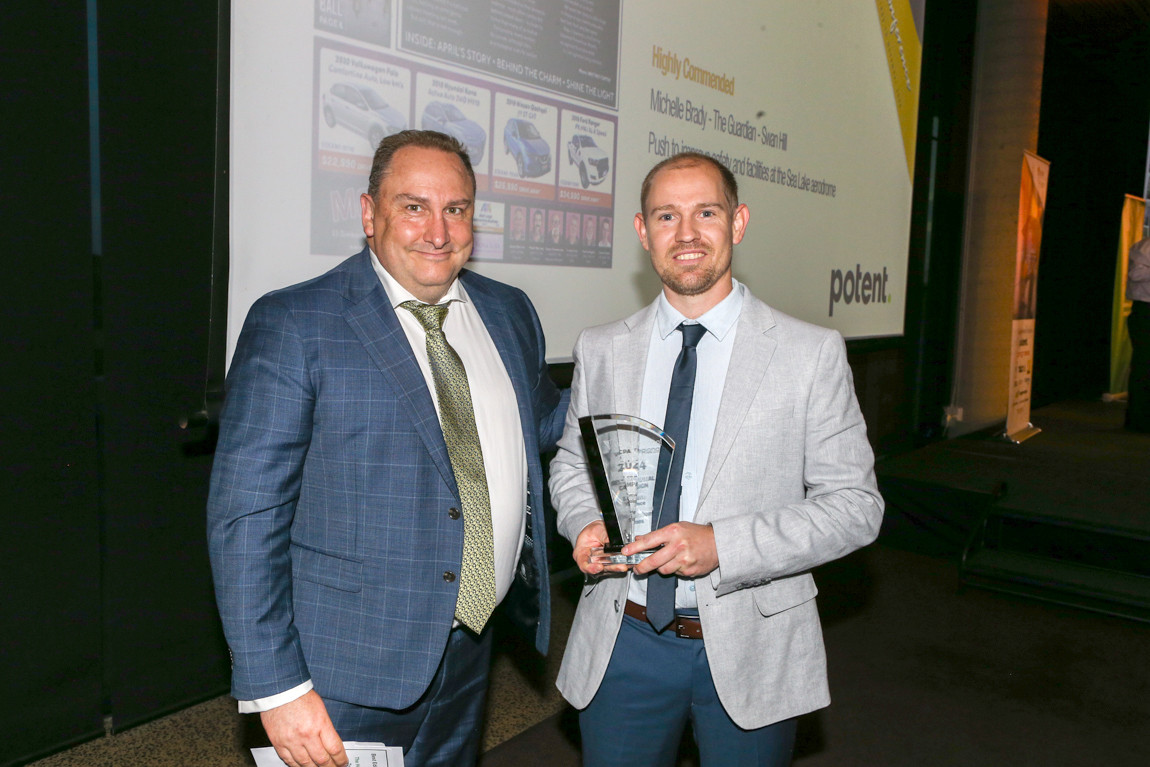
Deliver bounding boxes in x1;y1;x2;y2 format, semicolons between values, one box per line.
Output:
207;249;568;709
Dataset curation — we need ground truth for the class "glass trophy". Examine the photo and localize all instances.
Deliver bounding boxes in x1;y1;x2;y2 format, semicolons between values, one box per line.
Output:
579;414;674;565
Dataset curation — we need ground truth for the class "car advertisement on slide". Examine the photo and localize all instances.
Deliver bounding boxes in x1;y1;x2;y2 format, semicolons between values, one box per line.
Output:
309;0;619;268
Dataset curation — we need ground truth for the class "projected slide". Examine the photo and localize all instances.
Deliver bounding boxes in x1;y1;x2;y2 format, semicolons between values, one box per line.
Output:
400;0;619;108
308;13;619;267
230;0;922;362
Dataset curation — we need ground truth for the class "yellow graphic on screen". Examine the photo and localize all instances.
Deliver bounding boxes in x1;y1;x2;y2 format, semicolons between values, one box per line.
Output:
875;0;922;177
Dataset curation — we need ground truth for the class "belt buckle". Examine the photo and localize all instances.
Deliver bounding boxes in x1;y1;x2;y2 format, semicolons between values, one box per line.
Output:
673;613;701;639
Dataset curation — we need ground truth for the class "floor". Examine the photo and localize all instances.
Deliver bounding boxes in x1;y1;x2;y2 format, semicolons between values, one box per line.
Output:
25;401;1150;766
25;544;1150;767
22;576;577;766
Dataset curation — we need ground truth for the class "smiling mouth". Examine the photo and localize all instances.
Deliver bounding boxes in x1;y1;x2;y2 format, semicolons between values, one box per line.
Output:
414;248;455;259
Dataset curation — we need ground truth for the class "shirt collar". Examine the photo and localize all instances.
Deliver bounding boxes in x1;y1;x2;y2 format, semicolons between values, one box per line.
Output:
368;248;468;307
655;278;745;342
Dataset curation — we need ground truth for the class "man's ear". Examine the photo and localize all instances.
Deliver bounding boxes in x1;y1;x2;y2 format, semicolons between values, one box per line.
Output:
634;212;649;251
360;193;376;237
731;204;750;245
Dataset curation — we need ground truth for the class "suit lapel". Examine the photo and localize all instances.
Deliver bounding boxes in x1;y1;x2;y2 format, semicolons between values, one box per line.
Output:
612;303;657;416
341;251;457;494
697;297;777;513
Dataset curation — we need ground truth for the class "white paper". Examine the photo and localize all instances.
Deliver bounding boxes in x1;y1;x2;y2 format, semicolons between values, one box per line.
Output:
252;743;404;766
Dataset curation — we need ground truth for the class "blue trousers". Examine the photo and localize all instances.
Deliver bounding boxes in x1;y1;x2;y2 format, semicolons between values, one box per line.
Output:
323;626;493;767
579;614;797;767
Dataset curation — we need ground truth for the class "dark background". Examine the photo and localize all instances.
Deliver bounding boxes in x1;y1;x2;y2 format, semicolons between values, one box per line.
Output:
2;1;1147;764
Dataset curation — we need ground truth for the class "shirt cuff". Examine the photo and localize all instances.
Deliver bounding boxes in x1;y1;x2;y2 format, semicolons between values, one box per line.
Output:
237;679;314;713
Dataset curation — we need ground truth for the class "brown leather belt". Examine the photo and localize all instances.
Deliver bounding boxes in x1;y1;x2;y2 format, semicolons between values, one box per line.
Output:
624;600;703;639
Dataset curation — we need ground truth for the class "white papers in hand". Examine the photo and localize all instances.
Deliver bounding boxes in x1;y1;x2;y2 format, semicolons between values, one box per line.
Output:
251;742;404;766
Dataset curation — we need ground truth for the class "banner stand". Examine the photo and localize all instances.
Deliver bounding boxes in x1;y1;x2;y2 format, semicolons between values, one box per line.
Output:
1003;151;1050;444
999;423;1040;444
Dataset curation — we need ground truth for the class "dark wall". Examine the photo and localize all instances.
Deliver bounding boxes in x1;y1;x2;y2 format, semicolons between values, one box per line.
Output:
3;3;105;759
1034;5;1150;406
845;0;980;456
901;0;978;442
2;2;228;764
97;0;229;727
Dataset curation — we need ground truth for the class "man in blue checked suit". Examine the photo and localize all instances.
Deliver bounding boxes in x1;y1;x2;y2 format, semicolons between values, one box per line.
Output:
208;131;568;767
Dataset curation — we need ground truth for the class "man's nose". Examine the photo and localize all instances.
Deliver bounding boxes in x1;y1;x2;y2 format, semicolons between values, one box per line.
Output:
676;216;699;242
426;212;449;248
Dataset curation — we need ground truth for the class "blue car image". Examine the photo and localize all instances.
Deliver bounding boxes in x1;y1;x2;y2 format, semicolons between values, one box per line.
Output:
421;101;487;165
503;118;551;178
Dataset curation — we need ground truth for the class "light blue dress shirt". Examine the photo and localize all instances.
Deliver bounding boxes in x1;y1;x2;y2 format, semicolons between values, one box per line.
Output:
629;279;744;611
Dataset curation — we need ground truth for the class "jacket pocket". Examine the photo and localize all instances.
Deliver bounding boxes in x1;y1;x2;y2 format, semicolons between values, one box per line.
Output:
751;574;817;617
291;544;363;593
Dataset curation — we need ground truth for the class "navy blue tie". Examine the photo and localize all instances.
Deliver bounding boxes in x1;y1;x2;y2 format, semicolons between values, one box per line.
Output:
646;322;707;632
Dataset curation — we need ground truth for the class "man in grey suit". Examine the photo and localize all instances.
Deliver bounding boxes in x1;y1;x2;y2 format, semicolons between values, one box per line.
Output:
208;131;567;767
550;152;883;766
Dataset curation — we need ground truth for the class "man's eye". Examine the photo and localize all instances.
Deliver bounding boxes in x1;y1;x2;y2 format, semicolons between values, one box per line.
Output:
446;207;463;216
659;213;675;222
406;204;424;212
700;210;715;218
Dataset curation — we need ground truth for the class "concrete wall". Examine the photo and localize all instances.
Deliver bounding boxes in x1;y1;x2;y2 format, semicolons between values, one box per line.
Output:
949;0;1049;435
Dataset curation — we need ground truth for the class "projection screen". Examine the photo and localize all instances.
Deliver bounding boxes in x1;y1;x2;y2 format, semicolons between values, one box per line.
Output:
228;0;923;364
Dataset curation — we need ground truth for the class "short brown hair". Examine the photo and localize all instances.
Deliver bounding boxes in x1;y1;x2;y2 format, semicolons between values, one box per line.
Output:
639;152;739;216
366;130;476;199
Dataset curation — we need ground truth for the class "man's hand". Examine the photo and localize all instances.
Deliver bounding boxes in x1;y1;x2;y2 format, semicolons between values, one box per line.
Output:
627;521;718;578
260;690;348;767
572;520;628;576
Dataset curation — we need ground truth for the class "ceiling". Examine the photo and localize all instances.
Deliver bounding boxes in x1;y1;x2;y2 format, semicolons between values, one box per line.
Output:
1047;0;1150;77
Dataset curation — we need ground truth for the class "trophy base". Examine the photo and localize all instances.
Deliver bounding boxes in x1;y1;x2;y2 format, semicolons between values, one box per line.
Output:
590;546;654;566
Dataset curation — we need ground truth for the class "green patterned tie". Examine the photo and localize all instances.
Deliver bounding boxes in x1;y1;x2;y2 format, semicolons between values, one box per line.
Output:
402;301;496;633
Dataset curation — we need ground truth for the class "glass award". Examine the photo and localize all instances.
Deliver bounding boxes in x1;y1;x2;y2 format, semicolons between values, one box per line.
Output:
579;414;674;566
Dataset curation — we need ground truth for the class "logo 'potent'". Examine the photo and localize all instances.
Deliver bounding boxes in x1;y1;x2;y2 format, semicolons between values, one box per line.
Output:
829;265;890;317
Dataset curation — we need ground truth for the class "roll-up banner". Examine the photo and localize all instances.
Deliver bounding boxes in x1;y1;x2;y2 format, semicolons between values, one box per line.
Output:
1005;151;1049;443
1109;195;1146;398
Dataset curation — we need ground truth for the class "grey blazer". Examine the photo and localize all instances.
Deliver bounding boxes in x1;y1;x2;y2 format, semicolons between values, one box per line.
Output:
549;289;883;729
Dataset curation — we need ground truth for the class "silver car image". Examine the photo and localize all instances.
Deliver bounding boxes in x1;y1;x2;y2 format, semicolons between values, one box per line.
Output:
322;82;407;149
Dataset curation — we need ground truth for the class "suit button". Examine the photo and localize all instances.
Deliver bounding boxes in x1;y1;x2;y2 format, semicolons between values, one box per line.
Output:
448;507;461;520
443;571;456;582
